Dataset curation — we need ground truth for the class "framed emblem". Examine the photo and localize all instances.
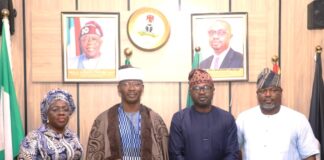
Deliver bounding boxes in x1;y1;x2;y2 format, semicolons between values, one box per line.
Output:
127;7;170;51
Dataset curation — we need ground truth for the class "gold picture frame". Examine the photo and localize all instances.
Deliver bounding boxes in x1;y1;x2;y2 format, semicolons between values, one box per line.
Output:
61;12;120;82
127;7;170;51
191;12;248;81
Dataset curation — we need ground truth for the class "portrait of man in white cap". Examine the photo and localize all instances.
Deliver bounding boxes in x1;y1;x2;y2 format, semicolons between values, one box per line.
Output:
63;15;120;81
68;21;107;69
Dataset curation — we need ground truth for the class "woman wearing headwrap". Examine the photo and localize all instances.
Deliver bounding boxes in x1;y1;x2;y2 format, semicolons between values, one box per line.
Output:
18;89;83;159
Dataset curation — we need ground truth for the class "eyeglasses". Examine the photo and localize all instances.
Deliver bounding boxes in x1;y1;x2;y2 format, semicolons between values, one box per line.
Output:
257;87;282;95
191;85;213;92
119;81;143;88
208;29;227;36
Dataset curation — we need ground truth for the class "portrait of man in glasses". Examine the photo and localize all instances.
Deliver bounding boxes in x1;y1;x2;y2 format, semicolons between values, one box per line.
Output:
199;20;243;69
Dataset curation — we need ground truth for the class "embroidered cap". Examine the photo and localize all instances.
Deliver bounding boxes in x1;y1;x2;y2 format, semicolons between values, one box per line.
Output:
257;67;281;89
117;65;144;82
40;88;76;124
80;21;103;37
189;69;214;87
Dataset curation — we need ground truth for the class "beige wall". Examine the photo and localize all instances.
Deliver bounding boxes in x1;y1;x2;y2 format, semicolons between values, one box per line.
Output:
7;0;324;158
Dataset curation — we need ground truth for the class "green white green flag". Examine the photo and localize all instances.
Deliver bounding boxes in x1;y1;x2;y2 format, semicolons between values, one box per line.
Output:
0;14;24;160
186;50;200;107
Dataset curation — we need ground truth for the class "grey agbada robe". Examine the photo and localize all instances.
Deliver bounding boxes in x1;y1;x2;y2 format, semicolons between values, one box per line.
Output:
86;104;169;160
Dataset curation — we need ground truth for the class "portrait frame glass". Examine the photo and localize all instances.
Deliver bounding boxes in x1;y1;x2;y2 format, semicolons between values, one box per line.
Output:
191;12;248;81
61;12;120;82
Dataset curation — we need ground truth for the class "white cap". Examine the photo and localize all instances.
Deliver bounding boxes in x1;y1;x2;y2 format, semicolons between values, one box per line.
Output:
117;67;144;81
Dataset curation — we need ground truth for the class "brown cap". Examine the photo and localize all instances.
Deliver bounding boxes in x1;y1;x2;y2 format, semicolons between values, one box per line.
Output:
189;69;214;87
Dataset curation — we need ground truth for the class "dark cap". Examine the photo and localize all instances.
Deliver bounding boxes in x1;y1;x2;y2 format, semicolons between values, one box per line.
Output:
257;67;281;89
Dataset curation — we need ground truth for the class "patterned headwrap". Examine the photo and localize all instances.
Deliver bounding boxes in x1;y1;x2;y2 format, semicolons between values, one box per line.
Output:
40;88;76;124
257;67;281;89
189;69;214;87
80;21;103;37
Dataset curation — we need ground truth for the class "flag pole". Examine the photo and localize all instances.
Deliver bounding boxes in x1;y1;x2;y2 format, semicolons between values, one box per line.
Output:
1;8;25;159
315;45;322;55
272;55;280;74
1;9;12;68
192;46;200;69
124;47;132;65
309;45;324;159
186;46;200;108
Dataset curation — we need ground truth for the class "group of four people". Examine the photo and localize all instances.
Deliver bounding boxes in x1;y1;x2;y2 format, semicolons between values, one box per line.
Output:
17;65;320;160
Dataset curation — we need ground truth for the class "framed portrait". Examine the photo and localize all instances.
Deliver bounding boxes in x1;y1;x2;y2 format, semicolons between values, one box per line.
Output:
127;7;170;51
61;12;120;82
191;12;248;81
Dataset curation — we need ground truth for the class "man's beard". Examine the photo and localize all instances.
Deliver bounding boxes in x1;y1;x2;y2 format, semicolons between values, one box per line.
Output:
196;103;210;108
260;103;276;110
194;98;212;108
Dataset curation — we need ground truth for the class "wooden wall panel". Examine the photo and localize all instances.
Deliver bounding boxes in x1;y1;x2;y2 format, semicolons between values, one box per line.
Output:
9;0;25;128
25;0;33;133
119;12;192;82
26;84;78;132
232;0;279;82
180;0;231;112
79;84;121;155
230;0;279;117
181;0;229;12
212;82;230;111
180;82;190;109
78;0;127;11
26;0;78;133
231;82;258;117
141;83;180;129
29;0;231;82
31;0;75;82
176;0;231;113
121;1;192;82
130;0;178;11
281;0;324;117
14;1;324;160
